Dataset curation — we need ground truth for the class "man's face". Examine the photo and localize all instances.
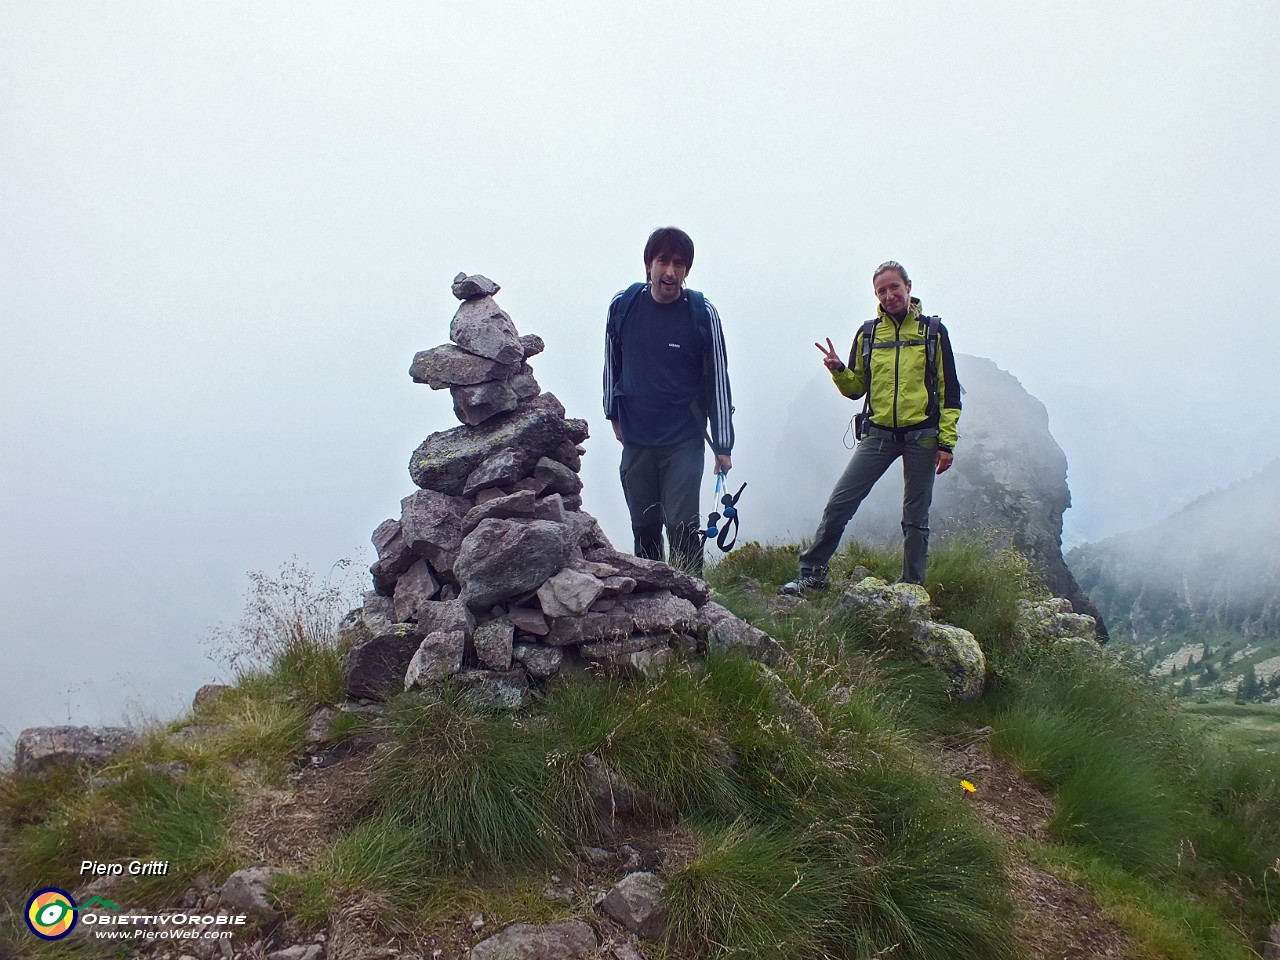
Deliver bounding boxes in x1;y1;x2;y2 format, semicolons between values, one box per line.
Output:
647;251;689;304
874;270;912;317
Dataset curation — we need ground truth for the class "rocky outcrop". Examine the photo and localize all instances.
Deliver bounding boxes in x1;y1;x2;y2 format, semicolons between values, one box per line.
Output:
469;920;598;960
13;726;140;775
345;273;778;704
823;578;987;701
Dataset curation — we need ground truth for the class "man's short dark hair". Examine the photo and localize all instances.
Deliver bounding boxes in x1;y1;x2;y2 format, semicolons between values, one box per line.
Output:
643;227;695;273
873;260;910;285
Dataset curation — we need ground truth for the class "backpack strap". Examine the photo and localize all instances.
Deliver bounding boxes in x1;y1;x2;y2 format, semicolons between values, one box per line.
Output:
608;281;649;340
855;316;943;426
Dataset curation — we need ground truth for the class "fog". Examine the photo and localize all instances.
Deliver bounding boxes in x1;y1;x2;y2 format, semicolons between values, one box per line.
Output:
3;1;1278;745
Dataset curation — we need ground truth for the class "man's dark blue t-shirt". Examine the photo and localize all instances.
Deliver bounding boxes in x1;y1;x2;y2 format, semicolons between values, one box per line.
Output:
616;292;705;447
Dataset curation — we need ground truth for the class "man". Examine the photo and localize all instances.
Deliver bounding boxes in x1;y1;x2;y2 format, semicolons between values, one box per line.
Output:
780;261;960;594
603;226;734;575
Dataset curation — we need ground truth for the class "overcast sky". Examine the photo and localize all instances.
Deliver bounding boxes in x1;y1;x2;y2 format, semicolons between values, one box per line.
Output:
3;1;1278;747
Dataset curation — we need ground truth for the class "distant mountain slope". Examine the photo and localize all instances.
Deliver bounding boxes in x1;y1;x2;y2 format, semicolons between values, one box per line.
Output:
1067;460;1280;642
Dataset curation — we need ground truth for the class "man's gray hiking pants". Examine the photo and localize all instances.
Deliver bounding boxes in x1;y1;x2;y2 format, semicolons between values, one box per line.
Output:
799;431;938;585
620;436;705;575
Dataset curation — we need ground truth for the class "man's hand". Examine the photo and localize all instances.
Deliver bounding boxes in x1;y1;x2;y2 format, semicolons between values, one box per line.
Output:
935;450;953;475
815;337;845;372
610;420;623;443
715;454;733;475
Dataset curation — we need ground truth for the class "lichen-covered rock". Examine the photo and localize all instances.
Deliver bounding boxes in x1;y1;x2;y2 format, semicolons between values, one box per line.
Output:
469;920;597;960
910;620;986;701
449;295;524;364
473;618;515;670
513;643;563;678
405;631;466;687
452;667;530;710
1014;598;1100;652
824;576;931;625
369;518;416;595
599;872;669;940
410;343;519;389
456;518;575;609
346;625;424;700
14;726;140;776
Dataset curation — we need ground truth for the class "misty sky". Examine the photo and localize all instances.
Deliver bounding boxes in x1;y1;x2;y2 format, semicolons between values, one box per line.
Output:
3;1;1278;746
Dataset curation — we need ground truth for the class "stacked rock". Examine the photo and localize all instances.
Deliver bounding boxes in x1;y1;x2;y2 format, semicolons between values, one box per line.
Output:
344;274;781;709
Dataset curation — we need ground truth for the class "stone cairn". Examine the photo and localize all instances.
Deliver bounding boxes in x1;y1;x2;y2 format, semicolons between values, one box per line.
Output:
342;273;781;709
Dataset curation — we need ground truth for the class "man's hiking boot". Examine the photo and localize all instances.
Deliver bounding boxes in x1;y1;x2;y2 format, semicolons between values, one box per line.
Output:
778;570;829;596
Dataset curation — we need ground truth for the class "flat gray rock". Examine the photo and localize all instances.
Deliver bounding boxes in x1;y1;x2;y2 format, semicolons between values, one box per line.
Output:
469;920;597;960
410;343;519;389
14;726;140;776
599;872;669;940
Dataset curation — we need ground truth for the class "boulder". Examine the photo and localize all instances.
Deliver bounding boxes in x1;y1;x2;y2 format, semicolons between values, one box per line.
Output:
545;608;635;647
537;568;605;618
623;590;699;634
518;333;545;358
455;518;575;609
473;619;515;670
452;379;520;426
534;456;583;496
513;643;563;678
345;625;424;700
469;920;597;960
405;631;466;687
599;872;669;940
452;667;530;710
507;605;550;636
461;489;538;536
823;577;931;626
401;489;468;578
410;343;519;389
701;601;792;668
369;518;416;595
910;620;986;701
580;635;673;676
449;295;524;365
1013;598;1100;652
13;726;140;776
392;560;440;622
217;866;282;922
451;272;501;301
